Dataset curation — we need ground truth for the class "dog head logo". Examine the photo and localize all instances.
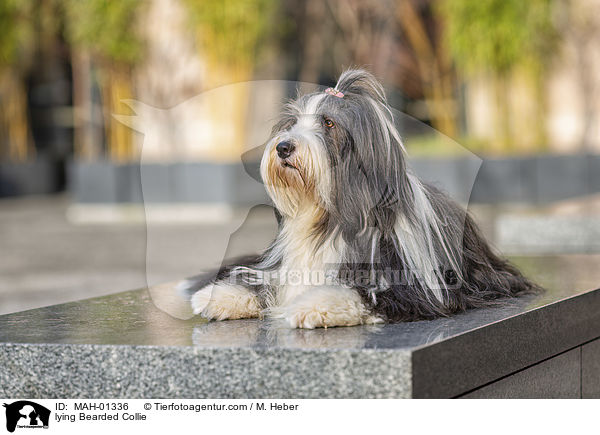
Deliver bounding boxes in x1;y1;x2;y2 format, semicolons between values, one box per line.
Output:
3;401;50;433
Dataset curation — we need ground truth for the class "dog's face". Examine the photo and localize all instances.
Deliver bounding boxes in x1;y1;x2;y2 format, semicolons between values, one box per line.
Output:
260;70;410;230
260;92;337;217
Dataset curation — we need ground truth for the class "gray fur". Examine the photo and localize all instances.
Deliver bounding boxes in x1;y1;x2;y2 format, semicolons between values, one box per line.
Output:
186;69;541;323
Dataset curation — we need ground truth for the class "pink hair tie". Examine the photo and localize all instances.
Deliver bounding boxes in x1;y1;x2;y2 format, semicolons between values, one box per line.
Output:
325;87;344;98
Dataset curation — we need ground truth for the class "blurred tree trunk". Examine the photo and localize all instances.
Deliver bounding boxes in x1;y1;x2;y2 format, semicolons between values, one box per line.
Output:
530;64;549;151
0;71;34;161
396;0;456;138
299;0;326;84
558;0;600;151
204;62;251;159
326;0;393;80
577;48;596;151
494;73;511;151
99;64;135;162
72;49;103;160
183;0;278;159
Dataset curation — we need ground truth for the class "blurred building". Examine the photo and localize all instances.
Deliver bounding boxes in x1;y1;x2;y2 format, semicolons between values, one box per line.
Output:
466;0;600;153
2;0;600;315
1;0;600;200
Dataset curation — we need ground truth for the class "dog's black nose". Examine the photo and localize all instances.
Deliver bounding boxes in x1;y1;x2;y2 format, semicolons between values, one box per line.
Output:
276;141;295;159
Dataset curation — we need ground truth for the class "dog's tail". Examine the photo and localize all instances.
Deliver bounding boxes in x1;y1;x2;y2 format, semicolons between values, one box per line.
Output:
461;210;543;304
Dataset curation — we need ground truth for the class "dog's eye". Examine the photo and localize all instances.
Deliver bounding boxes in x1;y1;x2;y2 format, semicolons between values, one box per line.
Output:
324;118;335;128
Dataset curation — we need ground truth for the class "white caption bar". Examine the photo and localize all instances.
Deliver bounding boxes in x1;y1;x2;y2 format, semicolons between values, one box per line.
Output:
0;399;596;434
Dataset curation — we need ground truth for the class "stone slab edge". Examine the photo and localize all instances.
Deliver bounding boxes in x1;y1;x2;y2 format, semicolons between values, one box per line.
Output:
0;344;411;399
412;288;600;398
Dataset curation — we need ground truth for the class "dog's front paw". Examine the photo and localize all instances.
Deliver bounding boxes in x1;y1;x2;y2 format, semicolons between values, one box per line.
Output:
191;283;261;321
286;308;327;329
190;287;213;315
284;307;383;329
278;287;383;329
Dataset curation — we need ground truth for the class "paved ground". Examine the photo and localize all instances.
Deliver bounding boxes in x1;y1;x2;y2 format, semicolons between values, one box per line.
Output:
0;195;276;315
1;194;599;315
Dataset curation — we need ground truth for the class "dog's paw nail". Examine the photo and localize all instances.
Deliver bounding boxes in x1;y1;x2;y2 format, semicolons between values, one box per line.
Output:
285;310;323;329
190;289;212;315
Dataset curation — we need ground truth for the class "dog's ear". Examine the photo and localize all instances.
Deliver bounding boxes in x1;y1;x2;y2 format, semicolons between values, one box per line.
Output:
332;132;401;239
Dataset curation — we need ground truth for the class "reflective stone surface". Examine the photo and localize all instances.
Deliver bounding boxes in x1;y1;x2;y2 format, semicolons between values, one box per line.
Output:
0;255;597;350
0;255;598;398
0;284;538;349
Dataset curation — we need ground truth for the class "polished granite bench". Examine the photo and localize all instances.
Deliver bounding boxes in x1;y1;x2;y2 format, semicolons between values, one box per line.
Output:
1;268;599;399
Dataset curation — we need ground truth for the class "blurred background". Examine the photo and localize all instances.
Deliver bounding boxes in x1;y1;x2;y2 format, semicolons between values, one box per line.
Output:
1;0;600;315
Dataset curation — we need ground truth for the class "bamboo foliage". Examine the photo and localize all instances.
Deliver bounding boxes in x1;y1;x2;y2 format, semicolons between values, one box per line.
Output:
298;0;458;138
0;0;35;162
184;0;276;84
396;0;456;138
183;0;277;159
103;65;134;161
62;0;143;161
0;71;35;161
439;0;558;149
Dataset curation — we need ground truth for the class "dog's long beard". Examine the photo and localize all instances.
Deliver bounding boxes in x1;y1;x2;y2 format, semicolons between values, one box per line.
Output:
262;150;318;217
